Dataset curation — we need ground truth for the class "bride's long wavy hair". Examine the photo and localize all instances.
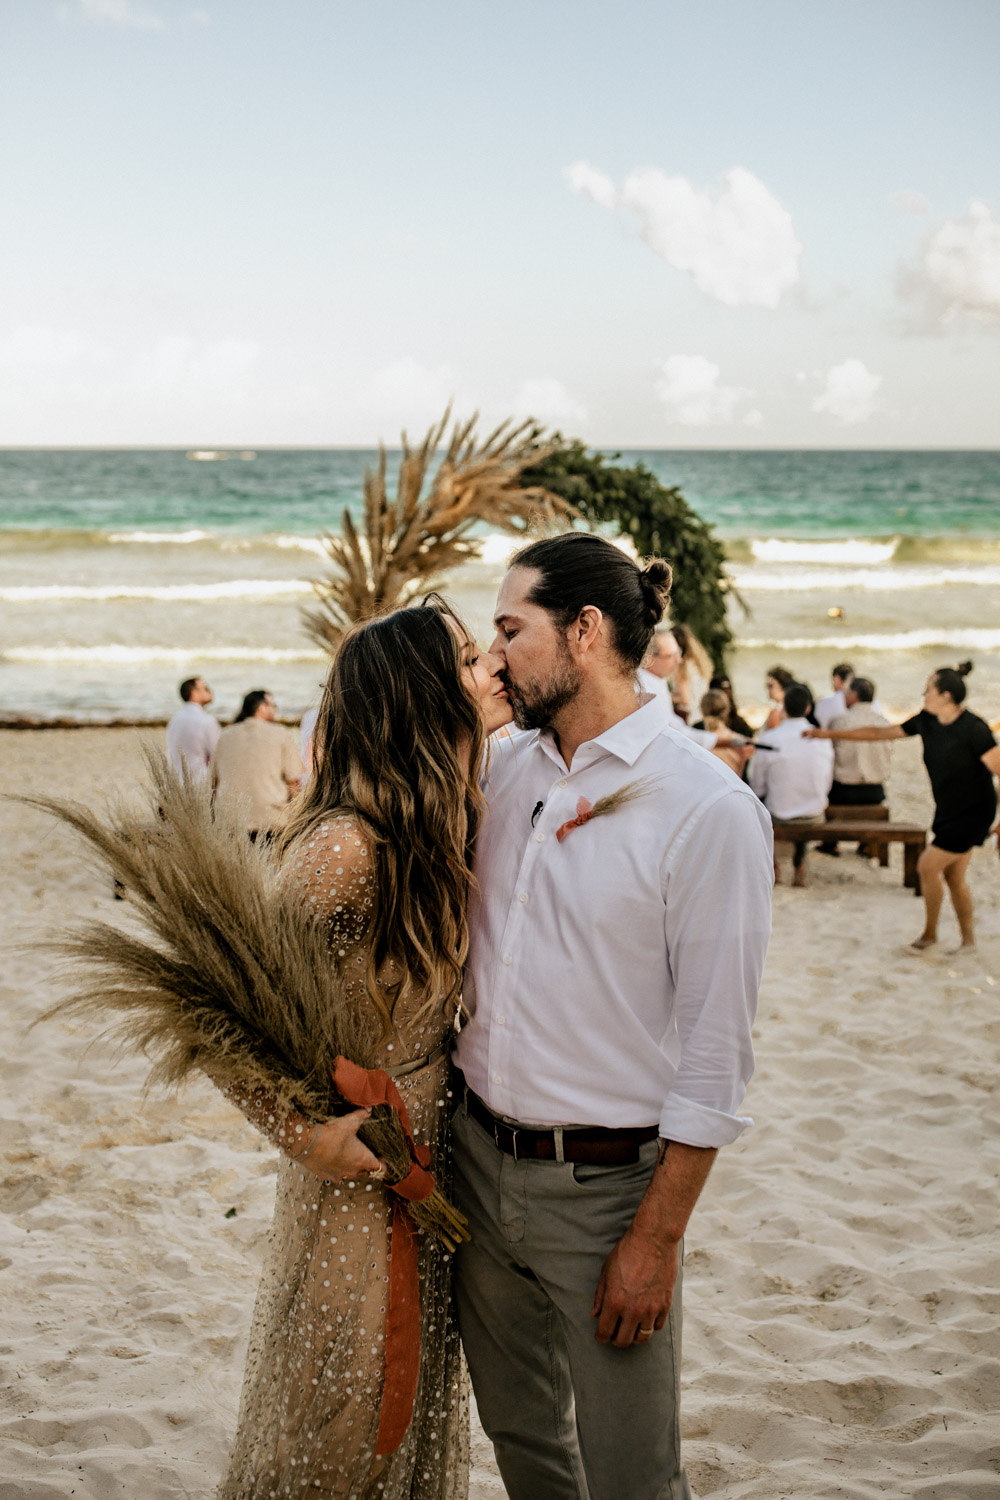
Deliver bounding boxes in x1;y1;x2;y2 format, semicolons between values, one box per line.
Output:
279;601;485;1039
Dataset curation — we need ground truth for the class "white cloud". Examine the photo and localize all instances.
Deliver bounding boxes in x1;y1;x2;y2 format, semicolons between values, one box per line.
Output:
64;0;166;29
743;408;764;429
140;335;259;391
654;355;751;426
511;377;587;430
564;161;618;212
811;359;882;424
890;190;930;217
567;161;802;308
357;357;466;437
0;325;85;368
902;200;1000;329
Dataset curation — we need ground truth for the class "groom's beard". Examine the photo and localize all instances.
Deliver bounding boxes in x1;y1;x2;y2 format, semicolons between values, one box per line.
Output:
503;653;583;731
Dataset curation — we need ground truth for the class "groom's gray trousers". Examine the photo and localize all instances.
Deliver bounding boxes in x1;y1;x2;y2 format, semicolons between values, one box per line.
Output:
451;1097;693;1500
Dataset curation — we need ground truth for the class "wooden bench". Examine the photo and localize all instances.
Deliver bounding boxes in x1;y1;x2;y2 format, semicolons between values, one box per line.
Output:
770;819;927;894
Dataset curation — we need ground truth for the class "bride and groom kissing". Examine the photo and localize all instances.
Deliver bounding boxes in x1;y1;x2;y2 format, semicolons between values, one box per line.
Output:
216;530;773;1500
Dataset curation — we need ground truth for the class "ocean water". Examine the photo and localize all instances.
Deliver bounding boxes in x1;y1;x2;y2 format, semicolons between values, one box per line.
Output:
1;448;999;725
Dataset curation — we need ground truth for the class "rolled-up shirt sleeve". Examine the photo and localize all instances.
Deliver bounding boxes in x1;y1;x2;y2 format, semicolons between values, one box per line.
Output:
659;788;773;1147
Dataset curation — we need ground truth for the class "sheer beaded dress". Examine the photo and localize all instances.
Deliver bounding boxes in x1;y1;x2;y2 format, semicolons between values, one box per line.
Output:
216;819;469;1499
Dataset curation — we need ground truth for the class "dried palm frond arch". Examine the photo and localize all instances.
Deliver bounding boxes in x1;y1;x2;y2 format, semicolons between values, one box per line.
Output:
303;407;575;654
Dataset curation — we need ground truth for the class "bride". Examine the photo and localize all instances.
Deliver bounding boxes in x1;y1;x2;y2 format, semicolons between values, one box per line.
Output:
216;599;512;1499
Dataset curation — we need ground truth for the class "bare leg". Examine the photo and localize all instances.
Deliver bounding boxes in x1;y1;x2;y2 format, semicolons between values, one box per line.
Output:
943;850;975;947
911;846;963;949
792;841;808;888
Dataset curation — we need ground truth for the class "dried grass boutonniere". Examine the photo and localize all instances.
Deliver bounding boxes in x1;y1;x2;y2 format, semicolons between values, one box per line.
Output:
555;778;656;842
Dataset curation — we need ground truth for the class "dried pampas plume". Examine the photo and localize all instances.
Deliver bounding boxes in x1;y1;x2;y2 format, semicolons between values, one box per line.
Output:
20;750;467;1248
303;407;575;654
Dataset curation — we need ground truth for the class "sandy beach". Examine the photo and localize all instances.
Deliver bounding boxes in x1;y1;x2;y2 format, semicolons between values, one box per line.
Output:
2;727;999;1499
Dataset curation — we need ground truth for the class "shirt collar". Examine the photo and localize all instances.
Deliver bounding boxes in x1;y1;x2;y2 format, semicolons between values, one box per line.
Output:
534;692;671;771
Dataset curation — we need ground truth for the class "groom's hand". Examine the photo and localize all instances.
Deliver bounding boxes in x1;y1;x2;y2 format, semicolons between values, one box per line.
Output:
591;1227;679;1348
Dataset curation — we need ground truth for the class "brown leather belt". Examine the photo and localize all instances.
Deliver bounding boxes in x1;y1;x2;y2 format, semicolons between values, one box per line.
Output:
465;1088;659;1165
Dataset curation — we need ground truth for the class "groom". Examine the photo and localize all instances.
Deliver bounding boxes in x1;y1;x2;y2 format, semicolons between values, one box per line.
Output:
452;533;772;1499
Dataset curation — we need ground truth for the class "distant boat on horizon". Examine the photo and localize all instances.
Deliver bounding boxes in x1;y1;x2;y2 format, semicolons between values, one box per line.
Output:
185;450;257;461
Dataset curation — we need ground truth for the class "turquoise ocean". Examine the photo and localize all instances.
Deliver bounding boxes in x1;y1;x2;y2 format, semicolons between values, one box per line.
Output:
1;448;998;725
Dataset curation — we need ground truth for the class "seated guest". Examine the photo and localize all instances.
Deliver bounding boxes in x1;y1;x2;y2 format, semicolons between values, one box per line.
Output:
750;682;834;887
213;689;305;842
762;665;795;730
828;677;893;806
695;689;754;778
818;676;893;856
705;673;754;737
814;662;854;729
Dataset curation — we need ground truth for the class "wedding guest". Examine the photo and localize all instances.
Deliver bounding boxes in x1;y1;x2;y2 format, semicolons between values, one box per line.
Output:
668;623;713;722
814;662;854;729
761;665;795;730
828;677;892;808
706;673;754;737
212;689;305;842
165;676;219;785
639;630;738;751
750;682;834;886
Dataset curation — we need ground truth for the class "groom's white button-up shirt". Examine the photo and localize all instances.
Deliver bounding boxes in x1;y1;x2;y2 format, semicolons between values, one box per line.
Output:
454;694;773;1148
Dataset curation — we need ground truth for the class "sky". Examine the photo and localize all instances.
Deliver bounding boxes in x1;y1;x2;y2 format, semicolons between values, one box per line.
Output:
1;0;999;448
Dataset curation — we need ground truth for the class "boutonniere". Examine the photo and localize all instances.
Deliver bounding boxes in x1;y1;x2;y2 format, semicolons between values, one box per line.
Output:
555;779;654;843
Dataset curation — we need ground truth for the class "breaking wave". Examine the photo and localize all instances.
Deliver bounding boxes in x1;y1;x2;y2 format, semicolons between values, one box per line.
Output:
737;629;1000;652
2;646;325;665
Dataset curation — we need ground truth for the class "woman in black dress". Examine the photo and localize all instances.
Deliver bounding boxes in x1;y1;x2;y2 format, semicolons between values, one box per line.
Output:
807;662;999;951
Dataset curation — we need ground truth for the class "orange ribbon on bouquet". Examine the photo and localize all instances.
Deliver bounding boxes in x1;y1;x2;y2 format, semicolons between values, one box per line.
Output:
331;1055;435;1456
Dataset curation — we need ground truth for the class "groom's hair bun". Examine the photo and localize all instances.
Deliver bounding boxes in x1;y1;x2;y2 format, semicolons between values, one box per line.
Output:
509;532;672;671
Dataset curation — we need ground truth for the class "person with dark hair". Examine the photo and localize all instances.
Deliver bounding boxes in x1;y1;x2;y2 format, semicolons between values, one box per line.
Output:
213;602;514;1497
703;673;754;738
212;689;305;840
749;681;834;886
451;531;773;1500
165;675;219;784
814;661;855;729
762;664;795;730
807;661;999;949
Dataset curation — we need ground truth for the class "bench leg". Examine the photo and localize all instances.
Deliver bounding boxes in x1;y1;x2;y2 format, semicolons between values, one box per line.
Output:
878;841;889;868
904;839;924;895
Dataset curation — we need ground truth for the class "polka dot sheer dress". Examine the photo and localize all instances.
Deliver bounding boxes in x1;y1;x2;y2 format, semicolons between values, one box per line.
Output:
216;818;470;1499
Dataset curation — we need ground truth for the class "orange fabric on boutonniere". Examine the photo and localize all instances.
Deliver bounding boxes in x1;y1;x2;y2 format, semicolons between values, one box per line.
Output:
556;797;593;842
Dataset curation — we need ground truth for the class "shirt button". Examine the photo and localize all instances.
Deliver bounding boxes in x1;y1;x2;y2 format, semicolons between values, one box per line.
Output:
535;832;545;843
497;1014;506;1025
558;778;568;787
518;891;527;903
493;1073;503;1085
502;953;512;965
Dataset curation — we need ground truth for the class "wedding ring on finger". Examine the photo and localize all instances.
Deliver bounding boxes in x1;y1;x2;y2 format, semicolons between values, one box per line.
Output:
636;1326;655;1341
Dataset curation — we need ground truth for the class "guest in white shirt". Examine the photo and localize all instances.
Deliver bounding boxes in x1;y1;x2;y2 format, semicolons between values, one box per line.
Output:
452;533;773;1500
813;661;854;729
749;682;834;887
165;677;220;785
639;627;735;751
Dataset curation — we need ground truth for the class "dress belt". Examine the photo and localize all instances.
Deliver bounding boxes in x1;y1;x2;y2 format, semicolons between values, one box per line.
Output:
465;1087;659;1165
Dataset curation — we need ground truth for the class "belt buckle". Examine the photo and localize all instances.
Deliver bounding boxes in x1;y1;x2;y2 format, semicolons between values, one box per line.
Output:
509;1127;519;1161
